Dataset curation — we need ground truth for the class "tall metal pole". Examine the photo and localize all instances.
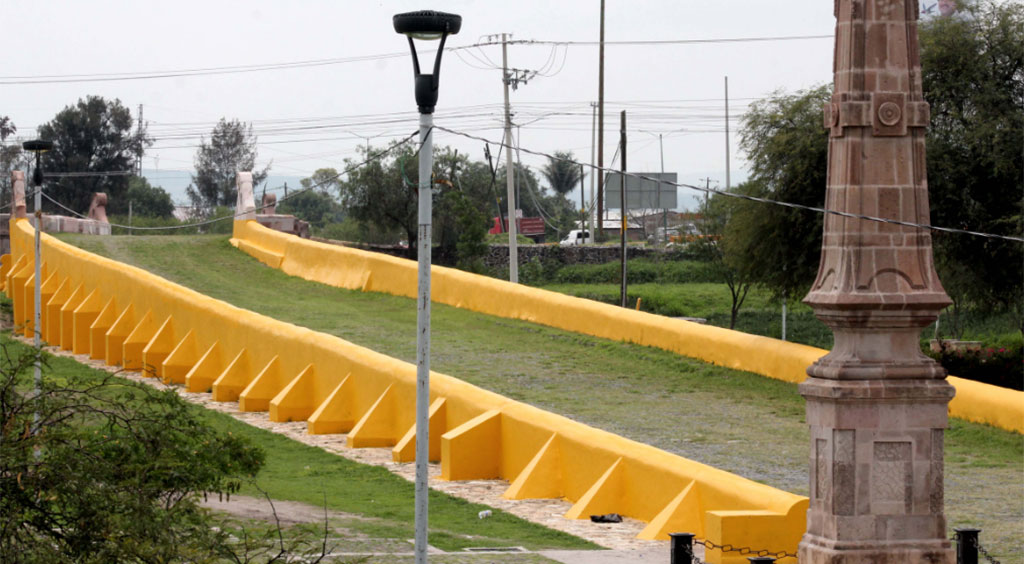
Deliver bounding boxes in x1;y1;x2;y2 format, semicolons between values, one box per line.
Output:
414;111;433;564
596;0;605;239
32;153;42;430
619;110;627;308
589;102;597;237
502;33;519;283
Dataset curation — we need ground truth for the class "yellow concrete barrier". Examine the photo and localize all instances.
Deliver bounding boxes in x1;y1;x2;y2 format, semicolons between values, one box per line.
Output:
230;220;1024;434
4;217;809;562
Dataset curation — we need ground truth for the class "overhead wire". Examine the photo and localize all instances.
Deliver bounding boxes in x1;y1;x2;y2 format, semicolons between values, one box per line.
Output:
39;129;421;232
434;126;1024;244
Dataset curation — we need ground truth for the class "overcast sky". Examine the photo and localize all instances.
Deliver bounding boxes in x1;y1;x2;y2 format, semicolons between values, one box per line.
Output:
3;0;845;207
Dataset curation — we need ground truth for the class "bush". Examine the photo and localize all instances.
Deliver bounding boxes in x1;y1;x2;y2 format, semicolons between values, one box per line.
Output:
926;345;1024;391
0;342;265;562
554;259;719;285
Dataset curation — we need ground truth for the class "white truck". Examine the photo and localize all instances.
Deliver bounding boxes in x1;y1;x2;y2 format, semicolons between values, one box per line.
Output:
559;229;592;246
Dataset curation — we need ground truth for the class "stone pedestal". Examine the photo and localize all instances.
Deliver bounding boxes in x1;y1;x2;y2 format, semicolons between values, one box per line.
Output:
800;1;955;562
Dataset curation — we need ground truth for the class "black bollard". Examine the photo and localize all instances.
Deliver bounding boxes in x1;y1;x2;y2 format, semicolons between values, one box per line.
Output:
670;532;695;564
954;528;981;564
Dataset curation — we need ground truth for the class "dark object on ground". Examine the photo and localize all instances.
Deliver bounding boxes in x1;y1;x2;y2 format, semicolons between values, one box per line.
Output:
590;513;623;523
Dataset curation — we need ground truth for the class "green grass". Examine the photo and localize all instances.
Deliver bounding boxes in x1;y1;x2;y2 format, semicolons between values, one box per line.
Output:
55;234;1024;562
0;333;594;553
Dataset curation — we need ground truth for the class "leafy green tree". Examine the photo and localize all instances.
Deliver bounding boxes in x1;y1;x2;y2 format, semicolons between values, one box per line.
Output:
123;176;174;218
694;193;752;329
724;85;830;301
338;141;419;256
37;97;151;215
299;167;342;194
539;151;583;196
0;116;25;207
186;119;269;209
920;1;1024;332
277;189;344;231
0;345;264;563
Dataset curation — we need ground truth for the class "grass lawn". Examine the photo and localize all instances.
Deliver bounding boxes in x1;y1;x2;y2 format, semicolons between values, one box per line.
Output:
0;333;594;556
57;234;1024;563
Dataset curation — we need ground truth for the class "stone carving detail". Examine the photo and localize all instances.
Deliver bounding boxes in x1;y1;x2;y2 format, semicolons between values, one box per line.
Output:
816;438;828;500
878;102;902;126
930;429;945;514
871;441;912;514
833;430;856;515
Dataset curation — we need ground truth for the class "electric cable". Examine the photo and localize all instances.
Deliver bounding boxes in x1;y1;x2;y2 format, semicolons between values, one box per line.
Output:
39;129;420;232
434;126;1024;243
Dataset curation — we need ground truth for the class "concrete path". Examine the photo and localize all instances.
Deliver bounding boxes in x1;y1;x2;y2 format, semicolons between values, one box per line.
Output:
540;546;677;563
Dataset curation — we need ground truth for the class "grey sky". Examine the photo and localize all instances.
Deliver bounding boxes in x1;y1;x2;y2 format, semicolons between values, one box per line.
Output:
3;0;842;207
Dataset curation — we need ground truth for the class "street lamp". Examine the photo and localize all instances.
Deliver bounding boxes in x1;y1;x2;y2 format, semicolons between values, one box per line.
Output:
22;138;53;432
393;10;461;564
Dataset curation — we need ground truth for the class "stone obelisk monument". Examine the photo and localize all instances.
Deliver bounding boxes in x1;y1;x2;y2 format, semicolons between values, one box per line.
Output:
799;0;954;562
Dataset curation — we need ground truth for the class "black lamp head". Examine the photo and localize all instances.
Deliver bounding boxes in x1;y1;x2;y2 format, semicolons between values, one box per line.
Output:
23;139;53;187
394;10;462;114
22;139;54;153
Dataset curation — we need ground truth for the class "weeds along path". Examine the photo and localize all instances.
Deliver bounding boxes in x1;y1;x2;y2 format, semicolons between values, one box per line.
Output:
59;234;1024;563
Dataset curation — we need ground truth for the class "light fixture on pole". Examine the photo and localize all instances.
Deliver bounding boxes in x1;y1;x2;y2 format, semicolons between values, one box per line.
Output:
393;10;461;564
23;138;53;433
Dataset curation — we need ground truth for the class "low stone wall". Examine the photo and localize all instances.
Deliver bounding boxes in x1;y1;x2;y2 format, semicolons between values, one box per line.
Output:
483;244;661;269
311;238;666;268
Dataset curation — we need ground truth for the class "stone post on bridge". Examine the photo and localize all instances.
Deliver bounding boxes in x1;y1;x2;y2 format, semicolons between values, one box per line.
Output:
235;172;256;221
12;171;26;219
799;0;954;562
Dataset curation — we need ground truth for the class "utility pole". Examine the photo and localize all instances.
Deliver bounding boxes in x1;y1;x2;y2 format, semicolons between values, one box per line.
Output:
659;133;667;244
502;32;519;283
579;164;586;231
619;110;627;308
137;104;144;176
597;0;605;240
724;77;730;191
589;102;597;238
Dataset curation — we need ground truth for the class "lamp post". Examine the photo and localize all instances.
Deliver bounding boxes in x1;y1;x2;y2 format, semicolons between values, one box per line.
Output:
23;139;53;432
393;11;461;564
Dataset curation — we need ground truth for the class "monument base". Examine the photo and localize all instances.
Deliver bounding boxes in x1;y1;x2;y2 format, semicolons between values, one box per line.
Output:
799;533;953;564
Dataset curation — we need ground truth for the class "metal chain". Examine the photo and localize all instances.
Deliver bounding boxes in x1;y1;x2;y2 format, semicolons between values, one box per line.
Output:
694;538;798;560
975;537;1002;564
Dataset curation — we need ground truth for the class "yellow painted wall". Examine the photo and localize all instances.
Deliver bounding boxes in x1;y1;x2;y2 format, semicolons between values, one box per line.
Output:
3;218;809;561
230;220;1024;434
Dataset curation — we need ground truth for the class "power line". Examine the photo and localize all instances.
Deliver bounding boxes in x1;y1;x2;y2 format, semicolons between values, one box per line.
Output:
40;129;420;231
0;34;832;85
434;126;1024;244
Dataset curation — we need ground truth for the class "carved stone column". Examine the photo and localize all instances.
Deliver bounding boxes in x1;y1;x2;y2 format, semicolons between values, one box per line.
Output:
12;171;26;219
799;1;954;562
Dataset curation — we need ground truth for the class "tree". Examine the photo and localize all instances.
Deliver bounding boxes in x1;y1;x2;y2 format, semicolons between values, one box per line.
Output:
724;85;831;300
277;190;344;231
37;97;150;215
0;116;26;207
539;151;583;196
920;1;1024;332
338;142;419;256
694;193;752;330
299;167;342;195
0;345;264;562
186;119;269;210
123;176;175;218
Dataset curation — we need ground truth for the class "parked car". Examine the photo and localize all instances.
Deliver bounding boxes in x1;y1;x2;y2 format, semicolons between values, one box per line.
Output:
559;229;592;246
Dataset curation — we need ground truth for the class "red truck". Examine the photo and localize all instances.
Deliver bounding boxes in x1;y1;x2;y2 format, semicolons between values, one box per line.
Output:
489;216;546;241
